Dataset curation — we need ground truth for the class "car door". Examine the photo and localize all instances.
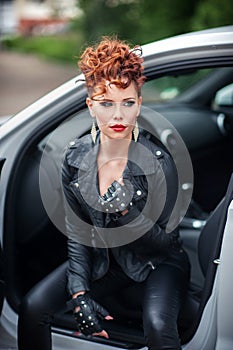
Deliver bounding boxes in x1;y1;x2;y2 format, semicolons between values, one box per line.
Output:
0;158;6;317
216;197;233;350
0;244;4;317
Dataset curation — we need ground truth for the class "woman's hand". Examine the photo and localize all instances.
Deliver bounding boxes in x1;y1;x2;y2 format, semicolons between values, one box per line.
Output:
98;179;134;214
92;314;114;339
72;293;113;338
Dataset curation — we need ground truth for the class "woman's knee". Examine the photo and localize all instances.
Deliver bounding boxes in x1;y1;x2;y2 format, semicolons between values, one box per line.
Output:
143;311;180;350
19;290;51;325
19;262;68;323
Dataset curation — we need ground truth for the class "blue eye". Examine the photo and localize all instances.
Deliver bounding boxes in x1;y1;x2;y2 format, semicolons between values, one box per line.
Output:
123;100;136;107
99;101;113;108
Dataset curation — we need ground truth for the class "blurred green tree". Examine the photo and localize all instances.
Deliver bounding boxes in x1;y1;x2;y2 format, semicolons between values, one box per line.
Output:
3;0;232;64
76;0;201;45
76;0;232;46
136;0;199;43
77;0;141;45
191;0;233;30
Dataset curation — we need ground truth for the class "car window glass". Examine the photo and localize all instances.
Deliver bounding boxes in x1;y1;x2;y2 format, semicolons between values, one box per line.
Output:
142;68;214;102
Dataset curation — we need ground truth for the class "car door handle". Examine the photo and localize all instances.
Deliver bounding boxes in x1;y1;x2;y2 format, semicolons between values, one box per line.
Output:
213;258;221;265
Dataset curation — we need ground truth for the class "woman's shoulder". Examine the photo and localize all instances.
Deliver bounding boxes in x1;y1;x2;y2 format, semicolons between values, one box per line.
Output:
67;133;92;150
139;131;178;194
139;130;170;160
139;130;177;176
64;133;93;166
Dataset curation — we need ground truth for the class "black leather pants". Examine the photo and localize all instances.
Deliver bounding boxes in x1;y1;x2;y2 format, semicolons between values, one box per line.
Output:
18;249;190;350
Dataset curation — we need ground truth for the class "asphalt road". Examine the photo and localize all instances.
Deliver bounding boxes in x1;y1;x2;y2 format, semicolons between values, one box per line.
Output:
0;50;78;118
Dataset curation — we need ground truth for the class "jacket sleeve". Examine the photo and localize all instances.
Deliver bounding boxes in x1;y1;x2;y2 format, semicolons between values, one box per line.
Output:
61;152;92;295
66;238;92;294
112;151;180;255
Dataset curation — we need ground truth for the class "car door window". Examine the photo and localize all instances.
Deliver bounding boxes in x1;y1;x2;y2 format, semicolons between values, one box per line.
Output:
142;68;214;102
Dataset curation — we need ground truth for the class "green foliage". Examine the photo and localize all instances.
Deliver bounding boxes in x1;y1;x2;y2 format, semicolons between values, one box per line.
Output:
136;0;199;43
75;0;201;45
2;0;232;63
76;0;232;45
76;0;141;45
2;32;82;64
191;0;233;30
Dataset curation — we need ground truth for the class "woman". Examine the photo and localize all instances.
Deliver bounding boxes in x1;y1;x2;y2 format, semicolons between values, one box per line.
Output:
18;37;190;350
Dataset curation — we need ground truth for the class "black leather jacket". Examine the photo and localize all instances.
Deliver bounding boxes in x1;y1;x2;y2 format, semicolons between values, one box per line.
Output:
62;131;182;295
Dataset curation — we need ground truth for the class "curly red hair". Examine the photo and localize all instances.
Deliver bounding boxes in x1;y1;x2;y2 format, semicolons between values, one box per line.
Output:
78;36;146;99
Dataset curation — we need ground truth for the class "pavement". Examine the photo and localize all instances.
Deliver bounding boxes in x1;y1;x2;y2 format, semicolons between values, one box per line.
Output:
0;50;78;119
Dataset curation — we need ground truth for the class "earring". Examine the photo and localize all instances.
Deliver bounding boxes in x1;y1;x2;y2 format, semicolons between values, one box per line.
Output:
133;120;139;142
91;119;97;143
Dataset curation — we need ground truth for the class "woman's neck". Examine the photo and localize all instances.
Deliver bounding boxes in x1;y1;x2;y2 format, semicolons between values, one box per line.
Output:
98;135;131;163
97;136;131;194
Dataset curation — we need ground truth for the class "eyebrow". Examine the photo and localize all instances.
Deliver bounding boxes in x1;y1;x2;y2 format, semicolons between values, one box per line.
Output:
100;97;136;102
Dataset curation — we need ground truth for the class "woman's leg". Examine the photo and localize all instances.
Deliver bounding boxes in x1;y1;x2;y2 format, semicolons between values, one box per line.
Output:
17;258;134;350
142;252;190;350
17;261;68;350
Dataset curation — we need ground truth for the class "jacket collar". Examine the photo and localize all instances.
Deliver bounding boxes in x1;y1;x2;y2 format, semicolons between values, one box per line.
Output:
66;130;160;176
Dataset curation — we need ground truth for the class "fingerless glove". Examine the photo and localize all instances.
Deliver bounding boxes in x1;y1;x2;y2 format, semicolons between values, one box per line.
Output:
69;293;109;336
98;180;134;213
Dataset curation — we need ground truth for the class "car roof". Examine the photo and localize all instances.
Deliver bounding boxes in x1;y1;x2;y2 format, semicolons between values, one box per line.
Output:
142;25;233;59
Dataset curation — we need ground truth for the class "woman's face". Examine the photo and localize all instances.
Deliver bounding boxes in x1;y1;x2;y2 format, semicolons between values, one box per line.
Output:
86;82;142;142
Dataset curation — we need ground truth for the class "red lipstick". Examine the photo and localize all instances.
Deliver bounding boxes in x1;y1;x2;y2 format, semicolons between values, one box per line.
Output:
110;124;127;132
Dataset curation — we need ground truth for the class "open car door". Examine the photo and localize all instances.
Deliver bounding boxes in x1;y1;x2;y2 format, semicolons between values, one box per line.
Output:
0;158;6;317
0;243;4;317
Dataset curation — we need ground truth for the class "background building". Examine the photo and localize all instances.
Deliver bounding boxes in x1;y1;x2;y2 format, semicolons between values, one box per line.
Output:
0;0;80;35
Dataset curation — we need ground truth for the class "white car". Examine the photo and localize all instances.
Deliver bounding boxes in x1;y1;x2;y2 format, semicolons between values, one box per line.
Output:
0;25;233;350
